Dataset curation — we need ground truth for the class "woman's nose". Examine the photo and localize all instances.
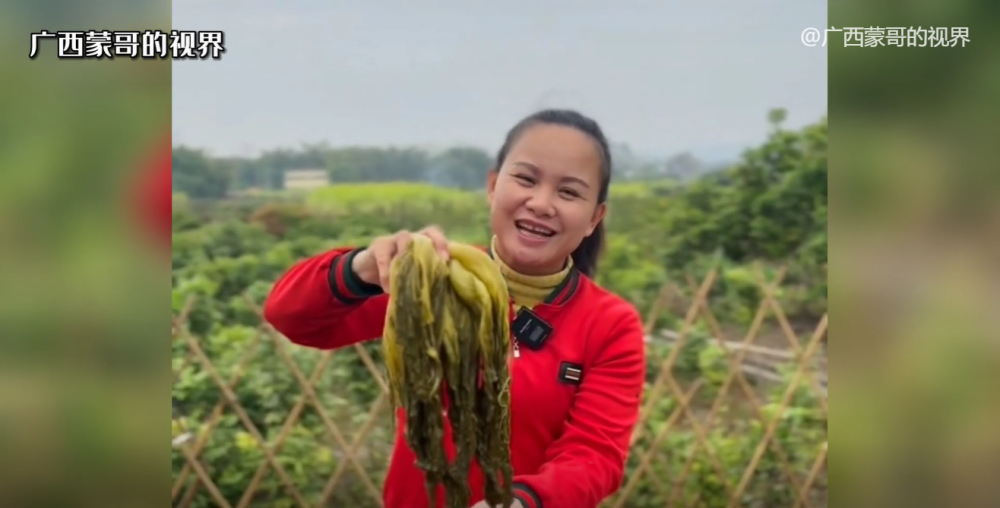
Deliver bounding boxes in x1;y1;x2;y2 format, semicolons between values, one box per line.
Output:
525;191;556;217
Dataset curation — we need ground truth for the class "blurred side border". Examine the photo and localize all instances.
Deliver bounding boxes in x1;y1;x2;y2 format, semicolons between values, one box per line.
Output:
829;1;1000;508
0;1;172;507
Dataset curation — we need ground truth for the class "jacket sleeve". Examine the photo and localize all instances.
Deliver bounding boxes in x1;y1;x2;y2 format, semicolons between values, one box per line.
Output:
263;246;389;350
511;306;646;508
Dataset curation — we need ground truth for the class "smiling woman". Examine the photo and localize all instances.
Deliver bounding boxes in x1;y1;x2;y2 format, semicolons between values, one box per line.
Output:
486;110;611;279
264;109;646;508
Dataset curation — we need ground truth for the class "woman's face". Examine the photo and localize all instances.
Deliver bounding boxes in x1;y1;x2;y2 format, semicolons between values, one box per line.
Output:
487;123;607;275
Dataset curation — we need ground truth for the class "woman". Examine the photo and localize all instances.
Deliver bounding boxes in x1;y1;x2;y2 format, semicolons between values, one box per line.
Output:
264;109;646;508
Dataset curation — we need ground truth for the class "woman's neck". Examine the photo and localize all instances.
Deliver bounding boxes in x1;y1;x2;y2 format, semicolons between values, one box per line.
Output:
490;236;570;277
490;236;572;309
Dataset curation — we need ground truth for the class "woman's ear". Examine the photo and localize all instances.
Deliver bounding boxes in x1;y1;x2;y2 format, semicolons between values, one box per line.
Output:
587;202;608;236
486;169;499;204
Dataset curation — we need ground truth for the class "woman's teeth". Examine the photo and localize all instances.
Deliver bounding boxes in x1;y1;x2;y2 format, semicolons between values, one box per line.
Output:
516;221;555;237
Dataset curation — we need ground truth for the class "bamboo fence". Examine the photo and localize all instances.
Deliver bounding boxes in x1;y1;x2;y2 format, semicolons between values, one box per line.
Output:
172;265;828;508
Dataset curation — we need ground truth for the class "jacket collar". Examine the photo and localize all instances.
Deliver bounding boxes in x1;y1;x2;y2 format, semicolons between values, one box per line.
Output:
482;243;581;308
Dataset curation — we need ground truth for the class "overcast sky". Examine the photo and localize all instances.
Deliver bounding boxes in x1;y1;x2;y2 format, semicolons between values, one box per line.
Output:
172;0;827;161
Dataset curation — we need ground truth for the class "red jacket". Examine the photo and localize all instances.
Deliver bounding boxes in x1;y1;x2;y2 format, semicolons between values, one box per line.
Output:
129;135;172;249
264;246;646;508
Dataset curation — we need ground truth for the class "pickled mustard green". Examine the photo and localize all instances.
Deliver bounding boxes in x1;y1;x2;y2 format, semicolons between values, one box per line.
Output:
382;235;514;508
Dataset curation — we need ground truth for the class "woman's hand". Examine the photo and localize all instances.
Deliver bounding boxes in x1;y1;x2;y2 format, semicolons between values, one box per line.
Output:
350;225;451;291
470;500;525;508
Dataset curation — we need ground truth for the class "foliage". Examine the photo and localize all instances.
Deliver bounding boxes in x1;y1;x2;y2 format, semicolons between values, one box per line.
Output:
172;113;827;507
622;365;827;508
172;146;231;199
307;182;480;211
171;143;497;197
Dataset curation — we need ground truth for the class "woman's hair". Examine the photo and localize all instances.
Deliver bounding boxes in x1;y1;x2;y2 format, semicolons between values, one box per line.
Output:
492;109;613;278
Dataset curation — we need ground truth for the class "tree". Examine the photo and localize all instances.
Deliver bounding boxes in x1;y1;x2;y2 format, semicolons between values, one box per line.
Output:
171;146;230;198
768;107;788;131
427;147;492;189
326;147;431;183
661;112;827;268
664;151;704;181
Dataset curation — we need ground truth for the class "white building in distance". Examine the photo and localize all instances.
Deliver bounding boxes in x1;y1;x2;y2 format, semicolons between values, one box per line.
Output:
283;169;329;190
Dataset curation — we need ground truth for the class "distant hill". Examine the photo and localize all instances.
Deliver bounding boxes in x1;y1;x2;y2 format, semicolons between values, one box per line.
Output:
632;144;747;166
610;142;746;183
688;144;747;166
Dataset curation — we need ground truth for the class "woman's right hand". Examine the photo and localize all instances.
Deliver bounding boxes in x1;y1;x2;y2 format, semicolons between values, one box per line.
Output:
351;226;451;292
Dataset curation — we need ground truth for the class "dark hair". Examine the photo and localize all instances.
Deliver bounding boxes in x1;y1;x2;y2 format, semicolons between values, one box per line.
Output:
492;109;612;278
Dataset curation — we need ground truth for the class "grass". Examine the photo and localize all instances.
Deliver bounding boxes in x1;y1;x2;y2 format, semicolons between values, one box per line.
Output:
306;182;481;211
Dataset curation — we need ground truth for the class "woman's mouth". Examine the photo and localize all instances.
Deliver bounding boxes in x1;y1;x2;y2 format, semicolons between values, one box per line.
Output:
515;220;556;240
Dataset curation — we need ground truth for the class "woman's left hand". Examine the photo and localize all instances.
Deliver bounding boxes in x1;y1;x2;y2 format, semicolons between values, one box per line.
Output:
470;500;524;508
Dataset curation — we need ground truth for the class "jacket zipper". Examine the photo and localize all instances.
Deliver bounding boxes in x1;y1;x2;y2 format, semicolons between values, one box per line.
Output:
511;302;520;358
